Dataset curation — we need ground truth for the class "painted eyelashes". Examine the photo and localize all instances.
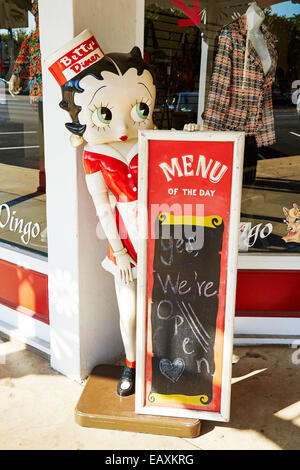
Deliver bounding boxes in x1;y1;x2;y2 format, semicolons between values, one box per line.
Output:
89;103;113;130
89;99;151;131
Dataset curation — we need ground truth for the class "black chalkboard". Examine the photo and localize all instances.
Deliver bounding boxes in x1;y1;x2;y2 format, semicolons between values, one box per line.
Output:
149;215;224;404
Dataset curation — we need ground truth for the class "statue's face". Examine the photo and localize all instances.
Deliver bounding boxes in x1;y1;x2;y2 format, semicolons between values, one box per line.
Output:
75;67;156;145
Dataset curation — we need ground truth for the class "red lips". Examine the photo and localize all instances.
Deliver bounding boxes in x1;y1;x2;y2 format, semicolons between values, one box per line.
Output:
120;135;128;142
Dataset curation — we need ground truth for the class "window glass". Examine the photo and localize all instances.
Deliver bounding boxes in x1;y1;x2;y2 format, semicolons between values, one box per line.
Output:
145;1;201;130
239;2;300;253
145;1;300;255
0;0;47;257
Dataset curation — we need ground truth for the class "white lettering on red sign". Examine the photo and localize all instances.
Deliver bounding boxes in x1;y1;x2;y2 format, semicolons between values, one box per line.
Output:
159;154;228;183
59;38;97;70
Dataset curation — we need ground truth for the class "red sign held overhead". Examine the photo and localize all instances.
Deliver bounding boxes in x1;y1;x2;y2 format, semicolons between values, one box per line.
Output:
170;0;201;27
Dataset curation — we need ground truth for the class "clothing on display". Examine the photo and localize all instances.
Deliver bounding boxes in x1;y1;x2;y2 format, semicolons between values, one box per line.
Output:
12;0;42;103
203;14;278;147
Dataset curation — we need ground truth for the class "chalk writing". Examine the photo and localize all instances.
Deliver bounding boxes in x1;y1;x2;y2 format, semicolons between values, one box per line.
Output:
149;214;224;403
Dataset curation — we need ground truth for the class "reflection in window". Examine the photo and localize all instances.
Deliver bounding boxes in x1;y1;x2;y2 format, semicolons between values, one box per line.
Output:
239;3;300;254
145;1;201;130
145;1;300;255
0;0;46;257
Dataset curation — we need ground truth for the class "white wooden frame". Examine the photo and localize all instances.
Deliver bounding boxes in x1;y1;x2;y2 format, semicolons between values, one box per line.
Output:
135;130;245;422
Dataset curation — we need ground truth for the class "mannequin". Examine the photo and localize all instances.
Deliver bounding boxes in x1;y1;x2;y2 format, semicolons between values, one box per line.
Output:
47;31;156;397
243;2;271;183
246;2;271;75
9;0;42;103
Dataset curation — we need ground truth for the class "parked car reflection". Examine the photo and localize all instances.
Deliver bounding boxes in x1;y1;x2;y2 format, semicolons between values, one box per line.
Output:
165;92;199;129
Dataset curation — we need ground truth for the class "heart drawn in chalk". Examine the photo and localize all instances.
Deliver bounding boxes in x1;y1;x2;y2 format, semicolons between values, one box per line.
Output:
159;358;185;383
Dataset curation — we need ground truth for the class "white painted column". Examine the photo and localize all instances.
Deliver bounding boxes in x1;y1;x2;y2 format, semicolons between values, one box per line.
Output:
39;0;143;380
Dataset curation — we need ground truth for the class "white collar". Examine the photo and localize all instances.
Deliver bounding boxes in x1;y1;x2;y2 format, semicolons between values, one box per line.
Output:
84;141;138;165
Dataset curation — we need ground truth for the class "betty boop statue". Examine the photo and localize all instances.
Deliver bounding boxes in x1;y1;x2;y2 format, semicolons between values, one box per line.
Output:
47;30;156;396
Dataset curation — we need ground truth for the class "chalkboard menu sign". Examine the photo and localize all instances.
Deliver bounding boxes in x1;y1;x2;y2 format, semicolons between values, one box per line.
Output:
136;130;244;422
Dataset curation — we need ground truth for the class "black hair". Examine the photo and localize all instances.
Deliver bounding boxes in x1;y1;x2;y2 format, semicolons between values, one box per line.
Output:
59;46;155;137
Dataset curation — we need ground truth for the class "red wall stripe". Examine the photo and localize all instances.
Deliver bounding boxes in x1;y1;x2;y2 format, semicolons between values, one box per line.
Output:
0;260;299;326
236;270;300;317
0;259;49;324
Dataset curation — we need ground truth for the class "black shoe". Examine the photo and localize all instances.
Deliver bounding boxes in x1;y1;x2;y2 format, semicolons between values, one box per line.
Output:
117;366;135;397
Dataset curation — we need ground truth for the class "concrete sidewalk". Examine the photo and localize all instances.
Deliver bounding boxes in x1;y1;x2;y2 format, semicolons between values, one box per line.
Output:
0;338;299;450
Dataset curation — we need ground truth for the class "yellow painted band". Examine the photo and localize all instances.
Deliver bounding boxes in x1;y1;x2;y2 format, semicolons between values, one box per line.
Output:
148;392;209;406
158;212;223;228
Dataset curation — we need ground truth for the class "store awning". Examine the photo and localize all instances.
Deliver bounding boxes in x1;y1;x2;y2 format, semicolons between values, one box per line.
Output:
0;0;31;29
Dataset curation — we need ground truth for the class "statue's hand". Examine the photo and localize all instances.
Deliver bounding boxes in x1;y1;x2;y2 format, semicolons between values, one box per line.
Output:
115;253;136;285
183;123;200;132
9;74;22;96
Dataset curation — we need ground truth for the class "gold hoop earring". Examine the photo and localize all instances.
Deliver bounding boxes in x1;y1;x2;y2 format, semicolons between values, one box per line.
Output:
70;134;84;148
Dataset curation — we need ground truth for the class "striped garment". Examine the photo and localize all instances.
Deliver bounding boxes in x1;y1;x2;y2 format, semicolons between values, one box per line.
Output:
203;15;278;147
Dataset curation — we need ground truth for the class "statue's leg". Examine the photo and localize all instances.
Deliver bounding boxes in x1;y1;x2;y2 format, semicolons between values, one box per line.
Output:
114;278;137;396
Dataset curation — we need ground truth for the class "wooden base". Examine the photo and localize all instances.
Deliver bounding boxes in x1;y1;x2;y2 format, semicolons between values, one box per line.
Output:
75;365;201;438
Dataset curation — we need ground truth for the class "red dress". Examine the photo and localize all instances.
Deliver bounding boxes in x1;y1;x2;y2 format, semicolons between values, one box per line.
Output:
83;143;139;277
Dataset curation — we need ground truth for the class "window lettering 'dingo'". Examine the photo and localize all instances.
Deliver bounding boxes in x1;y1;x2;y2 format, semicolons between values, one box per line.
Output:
0;204;41;246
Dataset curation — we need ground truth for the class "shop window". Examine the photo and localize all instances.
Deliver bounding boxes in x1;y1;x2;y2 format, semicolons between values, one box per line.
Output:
238;2;300;254
145;0;300;255
144;1;201;130
0;0;47;257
